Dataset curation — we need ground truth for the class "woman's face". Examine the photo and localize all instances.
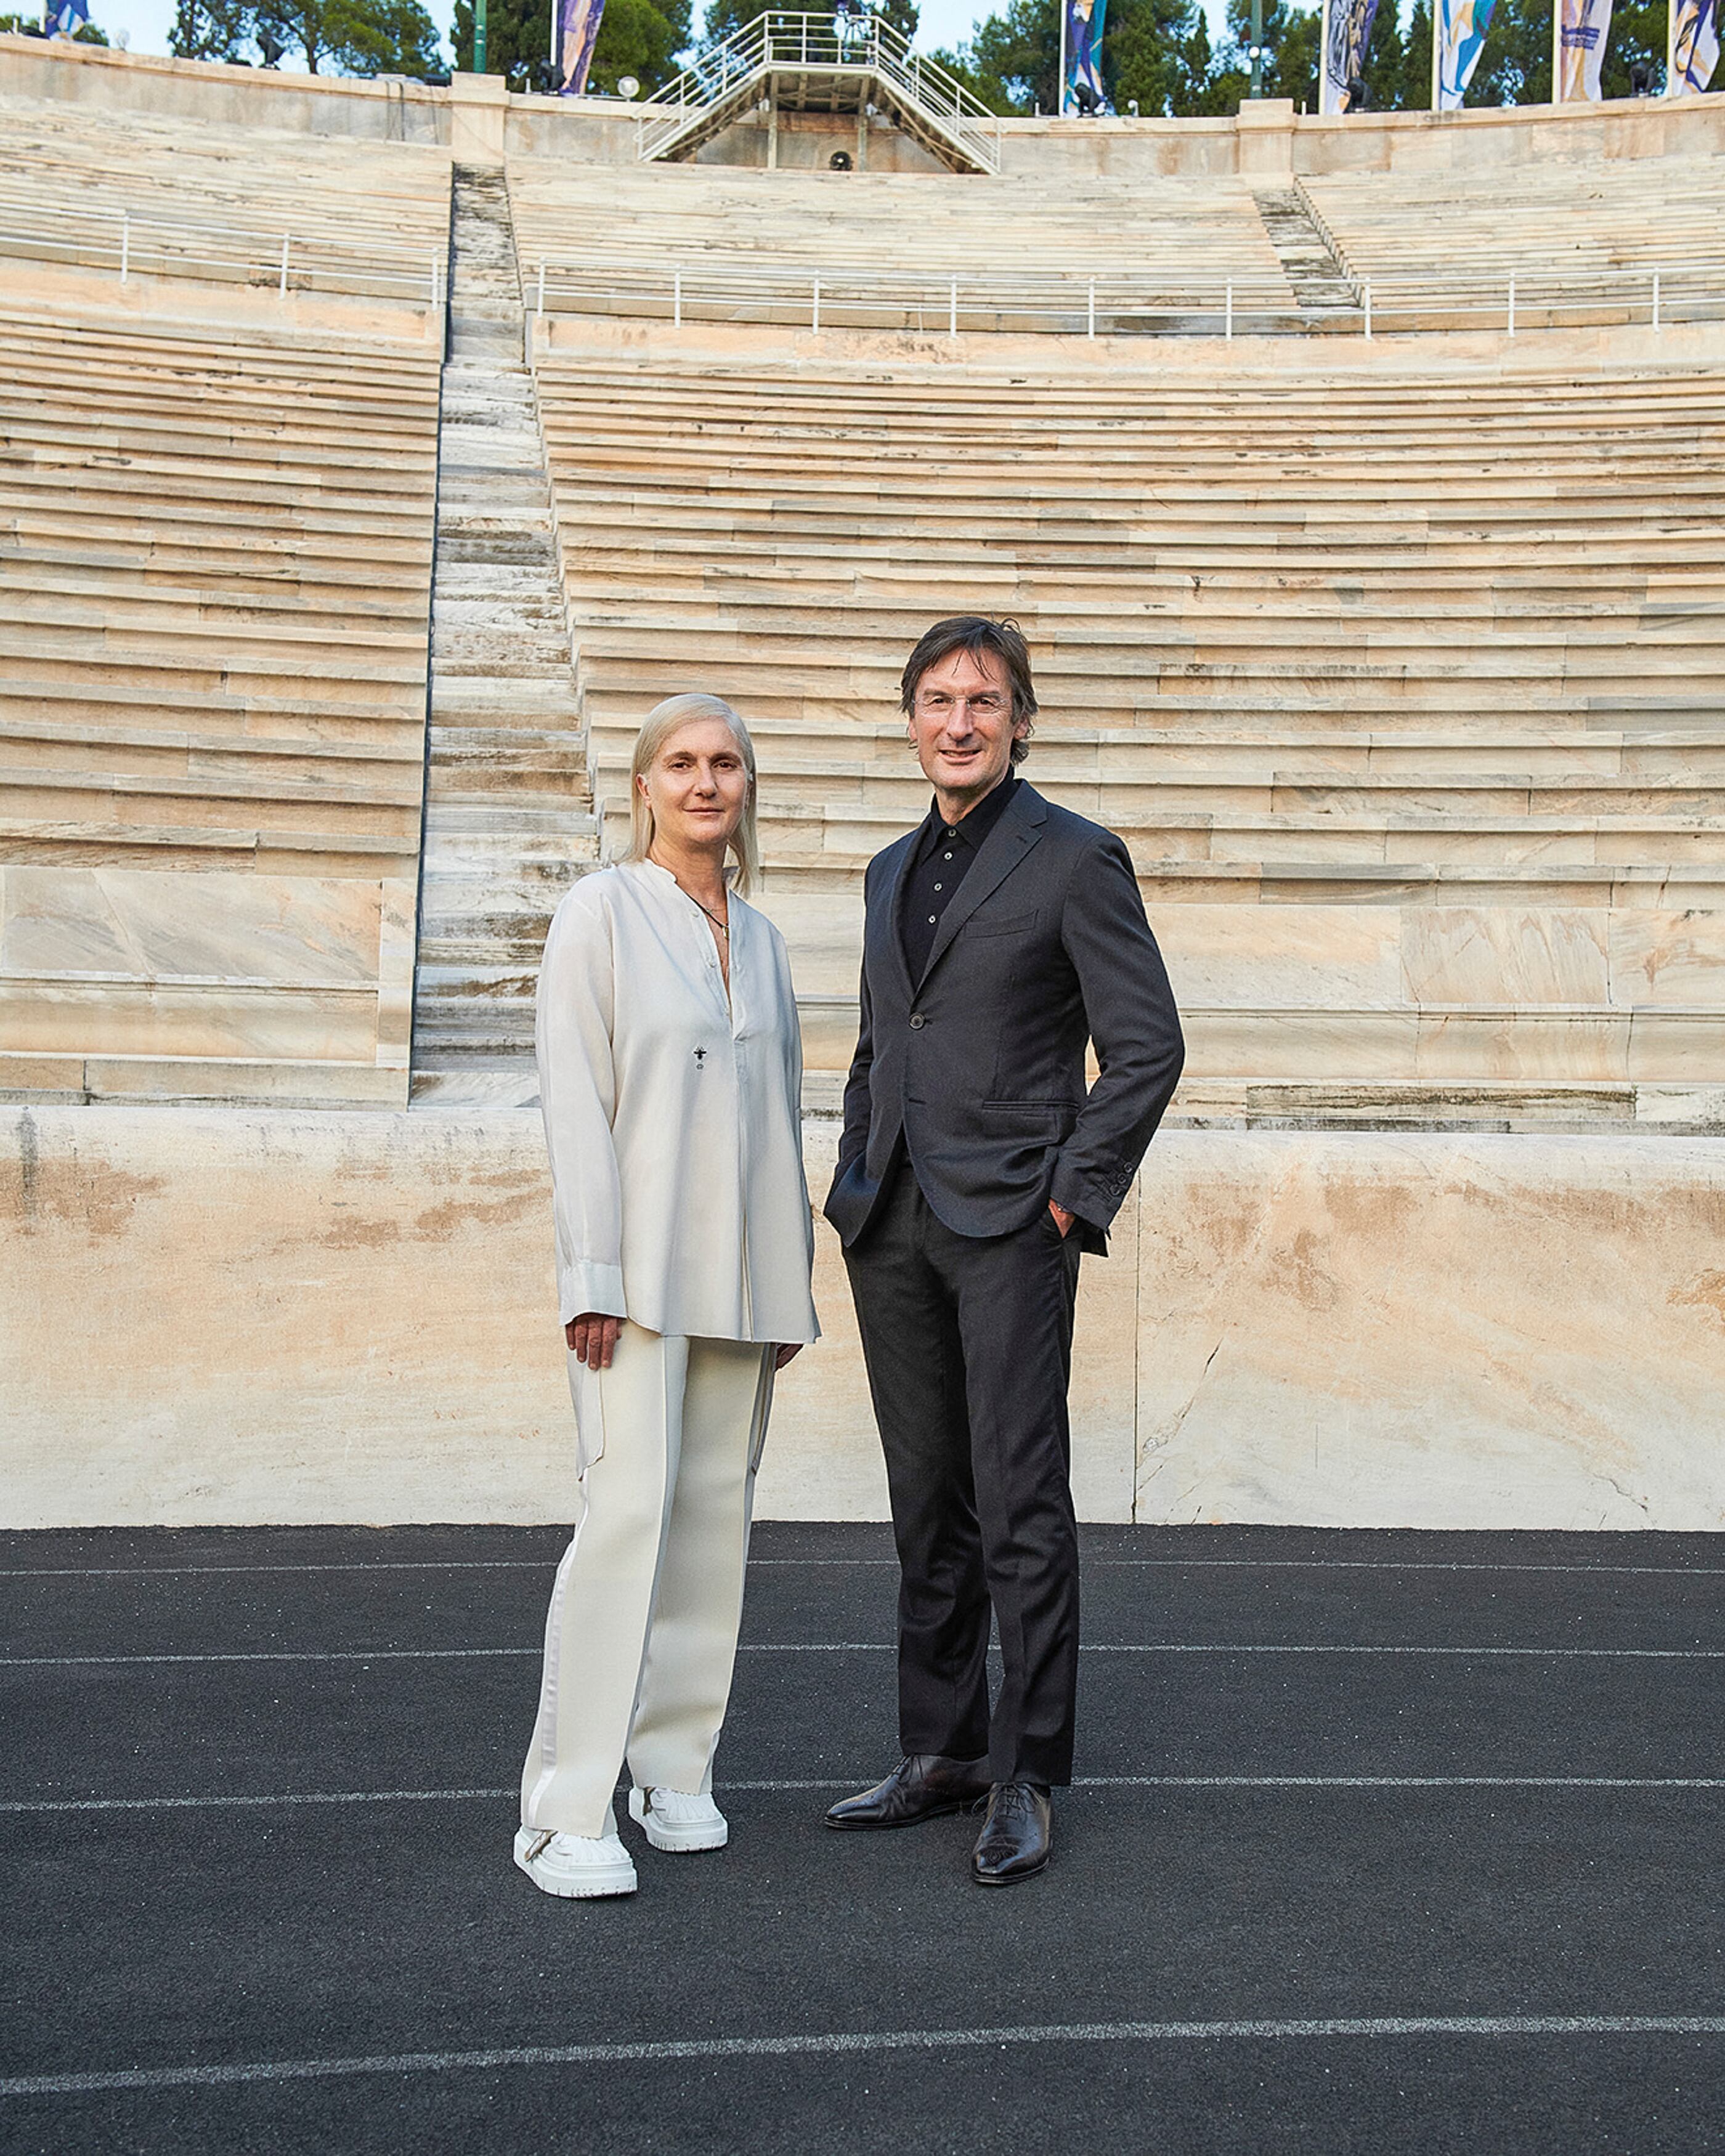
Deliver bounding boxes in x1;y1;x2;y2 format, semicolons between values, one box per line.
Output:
638;718;751;857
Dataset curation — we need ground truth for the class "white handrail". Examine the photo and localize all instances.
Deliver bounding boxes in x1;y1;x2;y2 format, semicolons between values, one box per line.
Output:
0;193;440;301
527;256;1725;338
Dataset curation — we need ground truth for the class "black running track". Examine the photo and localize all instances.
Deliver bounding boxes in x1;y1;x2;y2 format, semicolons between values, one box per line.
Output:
6;1521;1725;2154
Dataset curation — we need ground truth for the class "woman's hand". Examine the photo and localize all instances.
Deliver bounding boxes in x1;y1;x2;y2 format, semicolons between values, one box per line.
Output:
773;1343;804;1372
566;1313;620;1370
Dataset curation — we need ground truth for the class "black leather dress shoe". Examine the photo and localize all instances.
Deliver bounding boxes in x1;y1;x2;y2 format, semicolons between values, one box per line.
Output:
824;1753;992;1830
971;1781;1052;1885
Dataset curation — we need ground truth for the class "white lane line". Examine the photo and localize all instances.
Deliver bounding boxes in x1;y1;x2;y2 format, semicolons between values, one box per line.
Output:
0;1562;557;1579
7;1775;1725;1817
9;2015;1725;2097
7;1557;1725;1579
6;1643;1725;1668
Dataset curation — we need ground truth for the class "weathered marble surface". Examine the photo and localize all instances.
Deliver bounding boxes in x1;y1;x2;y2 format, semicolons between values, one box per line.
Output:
1137;1130;1725;1528
4;1107;1722;1530
0;867;416;1082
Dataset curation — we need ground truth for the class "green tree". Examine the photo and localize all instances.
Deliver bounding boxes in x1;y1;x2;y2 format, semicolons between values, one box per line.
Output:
1219;0;1319;103
1110;0;1217;115
966;0;1058;110
171;0;440;69
1601;0;1664;92
1464;0;1549;101
704;0;916;44
452;0;546;79
168;0;250;59
1358;0;1402;106
1400;0;1432;106
454;0;687;89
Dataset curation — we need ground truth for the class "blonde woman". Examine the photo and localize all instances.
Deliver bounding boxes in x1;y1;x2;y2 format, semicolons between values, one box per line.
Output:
516;693;819;1900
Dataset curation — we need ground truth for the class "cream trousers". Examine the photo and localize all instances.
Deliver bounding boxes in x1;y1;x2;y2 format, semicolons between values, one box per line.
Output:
520;1322;776;1839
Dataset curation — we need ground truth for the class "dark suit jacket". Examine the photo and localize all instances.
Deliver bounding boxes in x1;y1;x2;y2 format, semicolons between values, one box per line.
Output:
824;779;1185;1254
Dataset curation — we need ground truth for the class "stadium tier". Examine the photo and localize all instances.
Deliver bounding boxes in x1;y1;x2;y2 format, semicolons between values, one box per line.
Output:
508;158;1294;322
0;97;450;299
1300;152;1725;328
528;359;1725;1121
0;310;440;1104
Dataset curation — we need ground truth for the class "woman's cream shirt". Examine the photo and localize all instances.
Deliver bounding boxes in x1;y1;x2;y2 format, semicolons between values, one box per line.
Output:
535;859;820;1346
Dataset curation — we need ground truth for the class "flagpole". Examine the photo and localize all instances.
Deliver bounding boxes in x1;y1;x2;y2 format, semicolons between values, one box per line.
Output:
1552;0;1563;97
1665;0;1677;89
1320;0;1333;107
1432;0;1443;104
1057;0;1067;115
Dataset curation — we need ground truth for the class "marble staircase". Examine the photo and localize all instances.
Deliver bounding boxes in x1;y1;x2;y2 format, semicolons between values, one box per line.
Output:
410;165;596;1109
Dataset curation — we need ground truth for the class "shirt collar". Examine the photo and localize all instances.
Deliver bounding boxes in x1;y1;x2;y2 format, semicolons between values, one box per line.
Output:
922;769;1019;852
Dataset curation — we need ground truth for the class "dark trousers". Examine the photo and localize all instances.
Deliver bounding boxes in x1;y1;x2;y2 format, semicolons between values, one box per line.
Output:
843;1163;1083;1786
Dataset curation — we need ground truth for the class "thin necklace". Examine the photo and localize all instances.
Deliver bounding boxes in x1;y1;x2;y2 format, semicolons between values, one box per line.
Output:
654;854;729;938
688;892;729;939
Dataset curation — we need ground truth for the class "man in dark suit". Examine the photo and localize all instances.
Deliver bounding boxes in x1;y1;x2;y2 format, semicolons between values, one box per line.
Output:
823;615;1184;1886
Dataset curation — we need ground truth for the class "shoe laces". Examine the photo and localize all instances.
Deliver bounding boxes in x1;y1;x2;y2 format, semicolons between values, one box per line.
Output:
989;1781;1045;1817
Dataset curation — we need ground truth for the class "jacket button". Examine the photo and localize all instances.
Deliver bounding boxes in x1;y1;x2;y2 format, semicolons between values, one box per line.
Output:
909;1013;925;1029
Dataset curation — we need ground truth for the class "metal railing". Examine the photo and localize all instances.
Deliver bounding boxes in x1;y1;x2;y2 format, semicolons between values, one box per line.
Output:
638;12;1000;173
0;192;445;305
527;253;1725;338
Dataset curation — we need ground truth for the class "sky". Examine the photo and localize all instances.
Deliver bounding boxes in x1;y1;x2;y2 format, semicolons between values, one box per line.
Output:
79;0;1235;71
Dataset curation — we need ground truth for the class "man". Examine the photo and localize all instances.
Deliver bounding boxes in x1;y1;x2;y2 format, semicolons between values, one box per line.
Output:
823;616;1184;1886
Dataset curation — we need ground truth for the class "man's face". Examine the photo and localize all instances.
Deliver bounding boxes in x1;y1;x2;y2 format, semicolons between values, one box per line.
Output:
906;647;1028;815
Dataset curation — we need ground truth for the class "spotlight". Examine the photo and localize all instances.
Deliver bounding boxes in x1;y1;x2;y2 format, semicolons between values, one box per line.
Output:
830;148;853;168
618;73;639;96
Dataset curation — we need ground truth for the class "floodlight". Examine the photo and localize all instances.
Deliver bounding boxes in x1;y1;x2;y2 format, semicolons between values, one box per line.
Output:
619;74;640;96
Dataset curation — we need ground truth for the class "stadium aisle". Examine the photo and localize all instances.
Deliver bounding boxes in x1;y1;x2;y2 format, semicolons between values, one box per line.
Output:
4;1523;1725;2153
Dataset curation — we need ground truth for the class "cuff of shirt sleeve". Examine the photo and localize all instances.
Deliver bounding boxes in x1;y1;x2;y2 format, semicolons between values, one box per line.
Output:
557;1263;628;1329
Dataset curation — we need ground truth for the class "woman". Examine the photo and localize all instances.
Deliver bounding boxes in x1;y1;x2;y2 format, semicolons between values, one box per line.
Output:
516;692;818;1900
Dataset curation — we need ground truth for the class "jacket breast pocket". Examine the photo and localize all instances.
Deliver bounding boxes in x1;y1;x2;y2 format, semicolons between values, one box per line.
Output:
980;1099;1068;1129
962;909;1039;941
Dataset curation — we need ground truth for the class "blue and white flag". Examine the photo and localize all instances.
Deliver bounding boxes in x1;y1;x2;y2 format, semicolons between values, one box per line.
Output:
1064;0;1107;111
44;0;89;33
556;0;606;93
1435;0;1500;105
1321;0;1382;110
1671;0;1720;89
1556;0;1613;97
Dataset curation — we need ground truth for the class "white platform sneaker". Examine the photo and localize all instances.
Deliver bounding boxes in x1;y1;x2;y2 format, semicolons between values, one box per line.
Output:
513;1812;638;1899
628;1785;729;1852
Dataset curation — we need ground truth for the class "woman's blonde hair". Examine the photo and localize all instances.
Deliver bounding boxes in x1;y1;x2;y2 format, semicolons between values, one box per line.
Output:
625;692;761;897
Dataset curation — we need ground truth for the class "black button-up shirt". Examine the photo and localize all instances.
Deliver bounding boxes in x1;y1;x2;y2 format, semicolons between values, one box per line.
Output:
901;771;1018;984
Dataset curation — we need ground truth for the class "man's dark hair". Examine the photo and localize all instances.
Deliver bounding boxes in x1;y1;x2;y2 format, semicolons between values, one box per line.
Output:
899;616;1038;766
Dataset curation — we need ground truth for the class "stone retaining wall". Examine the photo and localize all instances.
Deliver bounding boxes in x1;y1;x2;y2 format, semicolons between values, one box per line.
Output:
4;1104;1721;1530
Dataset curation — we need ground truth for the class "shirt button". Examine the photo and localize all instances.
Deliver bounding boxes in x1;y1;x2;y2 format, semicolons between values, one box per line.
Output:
927;915;936;924
933;883;943;892
909;1014;926;1029
943;851;954;861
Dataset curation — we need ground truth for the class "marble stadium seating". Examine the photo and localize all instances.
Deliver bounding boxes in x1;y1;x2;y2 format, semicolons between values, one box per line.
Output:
528;358;1725;1127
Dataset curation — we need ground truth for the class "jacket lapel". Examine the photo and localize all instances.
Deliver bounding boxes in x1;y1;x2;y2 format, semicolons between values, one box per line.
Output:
879;829;920;1001
915;784;1047;989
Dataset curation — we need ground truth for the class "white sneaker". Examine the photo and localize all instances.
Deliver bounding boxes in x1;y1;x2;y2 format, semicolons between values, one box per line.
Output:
513;1817;638;1899
628;1785;729;1852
